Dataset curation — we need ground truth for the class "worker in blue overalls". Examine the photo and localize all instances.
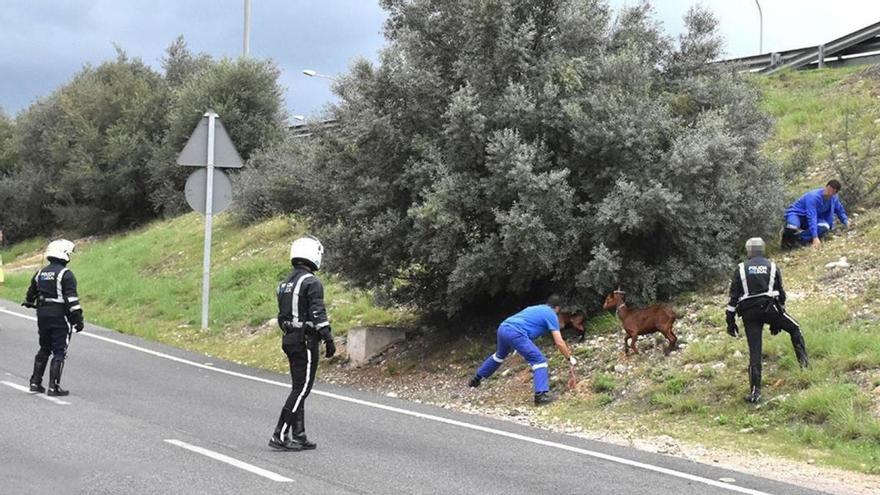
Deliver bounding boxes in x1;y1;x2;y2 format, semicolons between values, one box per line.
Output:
781;180;848;250
468;295;577;406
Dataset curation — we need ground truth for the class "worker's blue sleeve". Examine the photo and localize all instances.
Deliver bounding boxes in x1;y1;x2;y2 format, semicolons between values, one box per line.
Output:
805;194;820;239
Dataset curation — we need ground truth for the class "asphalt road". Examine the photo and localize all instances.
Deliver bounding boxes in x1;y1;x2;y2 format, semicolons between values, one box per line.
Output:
0;299;828;495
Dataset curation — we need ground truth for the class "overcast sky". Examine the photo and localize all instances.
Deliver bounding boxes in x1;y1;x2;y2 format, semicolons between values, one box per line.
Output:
2;1;880;119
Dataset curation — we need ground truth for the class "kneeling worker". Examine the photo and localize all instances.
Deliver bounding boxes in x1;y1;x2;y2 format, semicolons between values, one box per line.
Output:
725;238;808;404
781;179;848;249
469;295;577;406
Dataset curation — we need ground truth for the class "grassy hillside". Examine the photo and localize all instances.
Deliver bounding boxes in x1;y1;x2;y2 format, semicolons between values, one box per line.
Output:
1;67;879;478
0;213;413;371
757;65;880;204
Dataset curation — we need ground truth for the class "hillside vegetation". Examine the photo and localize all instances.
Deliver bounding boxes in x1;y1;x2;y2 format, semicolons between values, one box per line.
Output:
0;214;412;371
1;67;879;479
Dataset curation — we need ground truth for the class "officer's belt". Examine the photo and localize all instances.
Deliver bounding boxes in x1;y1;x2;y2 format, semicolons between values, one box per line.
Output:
281;320;318;335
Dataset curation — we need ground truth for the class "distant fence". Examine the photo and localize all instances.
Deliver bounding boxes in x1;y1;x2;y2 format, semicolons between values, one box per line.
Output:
718;20;880;74
289;119;338;139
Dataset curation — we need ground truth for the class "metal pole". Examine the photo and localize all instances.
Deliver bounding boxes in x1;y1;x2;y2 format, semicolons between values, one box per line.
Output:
243;0;251;57
754;0;763;54
201;111;217;329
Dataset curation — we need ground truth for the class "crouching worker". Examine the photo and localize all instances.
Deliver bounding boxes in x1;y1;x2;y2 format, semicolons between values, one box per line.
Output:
468;295;577;406
725;238;808;404
269;236;336;451
23;240;84;396
781;180;848;250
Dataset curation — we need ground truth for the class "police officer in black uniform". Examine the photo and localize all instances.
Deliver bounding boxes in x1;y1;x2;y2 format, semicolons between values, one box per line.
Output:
269;236;336;451
23;240;84;396
725;237;809;404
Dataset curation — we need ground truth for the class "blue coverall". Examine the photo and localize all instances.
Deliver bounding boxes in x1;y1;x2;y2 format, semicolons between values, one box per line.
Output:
475;304;560;393
784;188;848;243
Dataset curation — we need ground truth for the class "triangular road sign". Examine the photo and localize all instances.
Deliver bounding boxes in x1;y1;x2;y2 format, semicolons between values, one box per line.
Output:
176;112;244;168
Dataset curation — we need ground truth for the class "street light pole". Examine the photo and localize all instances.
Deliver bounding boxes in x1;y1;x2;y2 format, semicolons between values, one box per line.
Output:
243;0;251;57
754;0;763;54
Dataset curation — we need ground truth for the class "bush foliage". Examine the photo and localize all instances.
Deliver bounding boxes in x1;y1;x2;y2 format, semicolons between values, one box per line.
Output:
0;38;286;242
243;0;781;316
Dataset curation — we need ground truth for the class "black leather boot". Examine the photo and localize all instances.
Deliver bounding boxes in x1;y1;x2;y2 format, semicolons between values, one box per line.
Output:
744;365;761;403
269;409;302;451
468;375;482;388
534;391;554;406
30;353;49;393
781;227;800;250
47;360;69;397
269;430;302;451
290;407;316;450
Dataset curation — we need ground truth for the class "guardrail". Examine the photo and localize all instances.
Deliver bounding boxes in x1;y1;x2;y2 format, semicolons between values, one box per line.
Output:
289;119;339;138
717;21;880;74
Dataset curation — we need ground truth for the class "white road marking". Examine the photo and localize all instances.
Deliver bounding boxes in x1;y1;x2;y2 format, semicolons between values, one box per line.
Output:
164;439;292;483
1;380;71;405
0;307;769;495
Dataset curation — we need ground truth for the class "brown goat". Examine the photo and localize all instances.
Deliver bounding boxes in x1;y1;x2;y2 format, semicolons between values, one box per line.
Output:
602;291;678;355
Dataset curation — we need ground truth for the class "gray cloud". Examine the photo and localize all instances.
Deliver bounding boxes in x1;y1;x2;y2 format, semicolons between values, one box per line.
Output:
1;1;386;117
4;1;880;118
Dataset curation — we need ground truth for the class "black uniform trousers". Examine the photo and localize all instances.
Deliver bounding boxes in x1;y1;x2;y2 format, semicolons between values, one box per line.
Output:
36;316;72;363
276;330;321;433
740;299;804;381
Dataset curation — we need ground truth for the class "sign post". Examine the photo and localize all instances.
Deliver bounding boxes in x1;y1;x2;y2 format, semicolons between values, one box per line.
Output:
201;112;216;331
177;111;243;329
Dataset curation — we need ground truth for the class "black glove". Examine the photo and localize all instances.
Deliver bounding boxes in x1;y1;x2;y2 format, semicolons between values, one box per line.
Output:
74;321;84;333
319;326;335;358
21;301;36;309
726;311;739;338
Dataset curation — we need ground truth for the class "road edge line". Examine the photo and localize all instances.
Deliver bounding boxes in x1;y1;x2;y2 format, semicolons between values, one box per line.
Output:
0;307;772;495
164;439;292;482
1;380;71;405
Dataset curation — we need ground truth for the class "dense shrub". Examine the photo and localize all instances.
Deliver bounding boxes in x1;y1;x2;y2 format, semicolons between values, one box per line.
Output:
148;50;288;217
10;50;167;237
0;38;287;242
268;0;782;317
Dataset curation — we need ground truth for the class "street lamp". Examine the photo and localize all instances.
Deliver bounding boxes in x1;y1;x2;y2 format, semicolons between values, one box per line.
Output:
754;0;763;54
243;0;251;57
302;69;339;82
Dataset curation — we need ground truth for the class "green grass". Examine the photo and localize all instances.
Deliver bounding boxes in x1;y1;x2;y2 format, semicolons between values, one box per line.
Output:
755;66;880;199
0;237;45;264
591;372;617;393
0;213;413;372
4;66;880;478
552;292;880;474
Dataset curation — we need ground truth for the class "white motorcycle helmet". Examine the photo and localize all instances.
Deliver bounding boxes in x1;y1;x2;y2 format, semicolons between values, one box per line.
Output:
46;239;76;262
290;236;324;270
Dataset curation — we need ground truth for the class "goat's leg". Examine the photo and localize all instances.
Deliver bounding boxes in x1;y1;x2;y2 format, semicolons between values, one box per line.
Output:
623;335;630;355
629;332;639;354
660;331;673;355
662;326;678;354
